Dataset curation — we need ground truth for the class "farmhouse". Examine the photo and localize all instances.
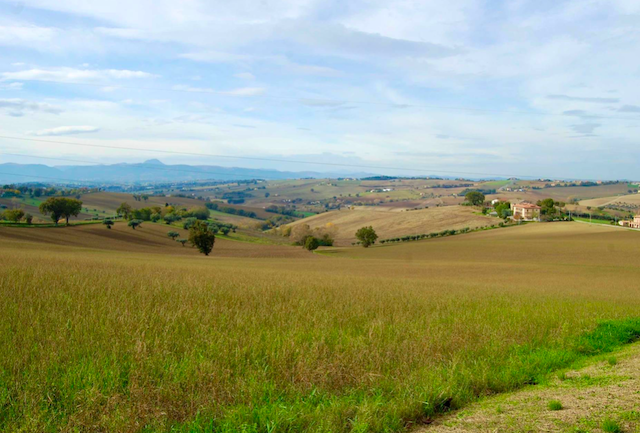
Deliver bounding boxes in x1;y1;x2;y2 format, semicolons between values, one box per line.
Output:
511;202;541;221
619;215;640;229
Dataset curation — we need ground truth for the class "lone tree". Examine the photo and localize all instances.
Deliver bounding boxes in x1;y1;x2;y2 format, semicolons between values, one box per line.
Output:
355;226;378;248
128;219;143;230
39;197;83;225
177;238;188;247
304;236;320;251
4;208;25;223
167;231;180;240
188;220;216;255
24;213;33;224
117;202;133;220
103;219;114;229
465;191;485;206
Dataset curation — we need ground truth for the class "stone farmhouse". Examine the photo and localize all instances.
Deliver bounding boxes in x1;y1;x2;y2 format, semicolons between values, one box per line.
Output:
619;215;640;229
511;202;541;221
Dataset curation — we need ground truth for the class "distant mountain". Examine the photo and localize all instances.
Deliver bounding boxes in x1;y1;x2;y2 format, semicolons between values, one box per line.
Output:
0;160;375;184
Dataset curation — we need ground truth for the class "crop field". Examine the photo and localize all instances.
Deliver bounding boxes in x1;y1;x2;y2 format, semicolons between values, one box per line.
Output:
1;222;640;432
580;193;640;208
288;205;497;245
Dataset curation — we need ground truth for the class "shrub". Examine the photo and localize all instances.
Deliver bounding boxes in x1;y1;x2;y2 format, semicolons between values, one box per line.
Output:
547;400;563;411
176;239;188;247
103;219;114;229
304;236;320;251
168;231;180;240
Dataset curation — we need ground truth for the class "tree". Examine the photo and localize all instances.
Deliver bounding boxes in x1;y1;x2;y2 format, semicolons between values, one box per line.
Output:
290;223;312;245
355;226;378;248
128;219;143;230
103;219;114;229
4;208;25;222
188;220;215;255
465;191;485;206
167;231;180;240
163;213;181;225
186;206;210;220
219;226;231;235
177;238;188;247
117;202;133;220
24;213;33;224
39;197;82;225
304;236;320;251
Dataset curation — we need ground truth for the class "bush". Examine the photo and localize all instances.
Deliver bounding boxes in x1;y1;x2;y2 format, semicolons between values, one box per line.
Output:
547;400;563;411
304;236;320;251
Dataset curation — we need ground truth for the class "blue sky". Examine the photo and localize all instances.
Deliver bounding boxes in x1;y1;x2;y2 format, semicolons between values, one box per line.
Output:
1;0;640;179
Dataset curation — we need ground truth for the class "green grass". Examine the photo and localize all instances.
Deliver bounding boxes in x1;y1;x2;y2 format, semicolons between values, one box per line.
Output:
601;418;622;433
573;217;615;225
547;400;563;411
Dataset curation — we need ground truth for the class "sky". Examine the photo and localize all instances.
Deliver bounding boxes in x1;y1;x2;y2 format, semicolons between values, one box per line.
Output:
1;0;640;180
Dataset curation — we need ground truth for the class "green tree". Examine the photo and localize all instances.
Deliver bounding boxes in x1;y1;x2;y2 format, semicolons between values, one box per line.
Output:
117;202;133;220
24;213;33;224
163;213;181;225
304;236;320;251
355;226;378;248
3;208;25;222
219;226;231;235
128;219;143;230
494;202;511;219
188;220;216;255
167;231;180;240
177;238;188;247
39;197;82;225
103;219;114;229
465;191;485;206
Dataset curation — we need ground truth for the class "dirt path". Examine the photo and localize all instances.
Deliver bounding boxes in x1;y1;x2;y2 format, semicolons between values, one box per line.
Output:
417;343;640;433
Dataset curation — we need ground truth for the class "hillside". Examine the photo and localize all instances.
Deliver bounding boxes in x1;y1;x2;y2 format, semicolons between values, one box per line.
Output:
0;222;310;258
288;205;496;245
2;221;640;432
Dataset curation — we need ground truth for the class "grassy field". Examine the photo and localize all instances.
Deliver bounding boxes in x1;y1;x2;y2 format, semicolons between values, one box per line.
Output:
288;205;497;245
1;223;640;432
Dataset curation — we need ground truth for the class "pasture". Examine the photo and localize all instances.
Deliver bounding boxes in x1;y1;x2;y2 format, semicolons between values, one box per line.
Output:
287;205;497;245
1;222;640;432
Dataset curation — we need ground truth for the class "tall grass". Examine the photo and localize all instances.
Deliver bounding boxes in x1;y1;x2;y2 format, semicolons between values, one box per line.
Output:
1;225;640;432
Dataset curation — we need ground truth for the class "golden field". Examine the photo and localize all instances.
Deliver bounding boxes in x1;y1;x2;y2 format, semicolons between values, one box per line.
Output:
1;222;640;432
287;205;496;245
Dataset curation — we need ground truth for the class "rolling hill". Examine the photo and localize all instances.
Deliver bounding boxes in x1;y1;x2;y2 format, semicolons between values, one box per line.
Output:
288;205;497;245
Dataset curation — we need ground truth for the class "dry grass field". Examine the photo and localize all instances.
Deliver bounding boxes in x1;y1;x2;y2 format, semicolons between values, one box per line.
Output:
288;205;496;245
1;222;640;432
580;193;640;208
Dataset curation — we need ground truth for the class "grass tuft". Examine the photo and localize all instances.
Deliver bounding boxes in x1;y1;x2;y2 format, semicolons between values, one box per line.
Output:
601;417;622;433
547;400;563;411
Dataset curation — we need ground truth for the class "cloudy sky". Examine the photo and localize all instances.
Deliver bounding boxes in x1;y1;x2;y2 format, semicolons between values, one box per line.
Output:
1;0;640;179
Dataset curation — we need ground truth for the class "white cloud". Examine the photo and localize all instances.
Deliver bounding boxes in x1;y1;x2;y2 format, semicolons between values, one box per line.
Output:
172;85;265;96
0;98;63;116
1;67;156;83
31;125;100;136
